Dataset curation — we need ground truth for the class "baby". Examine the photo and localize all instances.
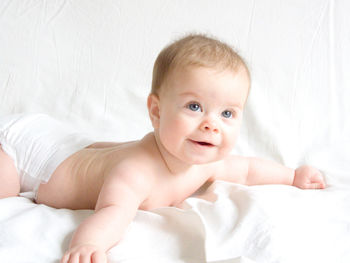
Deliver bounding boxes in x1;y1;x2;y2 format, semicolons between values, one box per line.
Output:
0;34;326;263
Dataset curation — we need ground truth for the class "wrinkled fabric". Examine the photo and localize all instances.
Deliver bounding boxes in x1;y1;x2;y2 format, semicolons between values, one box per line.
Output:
0;0;349;262
0;182;349;262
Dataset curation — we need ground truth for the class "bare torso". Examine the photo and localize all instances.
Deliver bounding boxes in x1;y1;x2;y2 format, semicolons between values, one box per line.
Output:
36;133;216;210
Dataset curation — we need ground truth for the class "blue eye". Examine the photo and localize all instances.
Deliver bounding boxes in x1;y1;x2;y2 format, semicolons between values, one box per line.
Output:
187;103;201;112
222;110;233;118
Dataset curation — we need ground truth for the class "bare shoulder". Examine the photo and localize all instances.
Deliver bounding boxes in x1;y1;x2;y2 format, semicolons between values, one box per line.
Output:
207;155;249;184
96;159;156;210
94;132;171;210
110;159;155;192
104;134;159;187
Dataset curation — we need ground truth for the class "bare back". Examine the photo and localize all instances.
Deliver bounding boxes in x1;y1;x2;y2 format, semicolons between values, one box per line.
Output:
36;133;216;210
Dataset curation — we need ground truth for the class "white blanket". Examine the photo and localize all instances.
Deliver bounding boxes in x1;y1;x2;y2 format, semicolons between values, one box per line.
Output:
1;182;349;262
0;0;349;262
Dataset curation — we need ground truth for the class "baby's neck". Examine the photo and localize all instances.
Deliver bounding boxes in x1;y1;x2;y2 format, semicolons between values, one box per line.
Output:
152;132;195;175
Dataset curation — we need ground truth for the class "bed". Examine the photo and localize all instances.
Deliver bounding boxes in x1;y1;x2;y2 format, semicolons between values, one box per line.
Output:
0;1;349;262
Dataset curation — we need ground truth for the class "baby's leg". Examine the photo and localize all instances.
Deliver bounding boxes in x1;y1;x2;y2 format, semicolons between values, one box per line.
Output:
0;145;20;198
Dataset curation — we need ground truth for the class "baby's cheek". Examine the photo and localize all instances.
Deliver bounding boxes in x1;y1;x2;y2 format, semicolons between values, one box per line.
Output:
159;116;184;145
173;116;192;133
224;128;240;149
161;115;182;133
168;113;192;130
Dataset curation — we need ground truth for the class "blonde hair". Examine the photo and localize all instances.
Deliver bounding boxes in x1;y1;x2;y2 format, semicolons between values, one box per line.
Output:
151;33;250;95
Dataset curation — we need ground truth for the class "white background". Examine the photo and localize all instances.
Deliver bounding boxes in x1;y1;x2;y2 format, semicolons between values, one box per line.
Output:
0;1;349;262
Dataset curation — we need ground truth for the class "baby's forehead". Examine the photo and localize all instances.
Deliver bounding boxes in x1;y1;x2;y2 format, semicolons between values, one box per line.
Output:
173;64;248;80
165;65;250;90
161;66;249;106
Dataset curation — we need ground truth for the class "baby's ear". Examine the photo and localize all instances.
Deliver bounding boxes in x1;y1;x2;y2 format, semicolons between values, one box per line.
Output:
147;93;160;129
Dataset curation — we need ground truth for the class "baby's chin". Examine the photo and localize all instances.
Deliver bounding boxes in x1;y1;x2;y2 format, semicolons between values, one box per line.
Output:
174;147;233;165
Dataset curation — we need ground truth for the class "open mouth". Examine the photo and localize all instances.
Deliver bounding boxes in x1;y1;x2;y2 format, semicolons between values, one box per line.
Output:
190;140;215;147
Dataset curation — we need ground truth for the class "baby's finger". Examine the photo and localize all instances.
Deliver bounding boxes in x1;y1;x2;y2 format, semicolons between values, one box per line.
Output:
311;173;326;188
91;250;107;263
80;253;93;263
68;253;80;263
61;253;70;263
308;183;324;189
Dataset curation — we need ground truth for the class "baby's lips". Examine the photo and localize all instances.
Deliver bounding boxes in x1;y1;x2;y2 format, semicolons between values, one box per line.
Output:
197;141;214;146
190;139;216;147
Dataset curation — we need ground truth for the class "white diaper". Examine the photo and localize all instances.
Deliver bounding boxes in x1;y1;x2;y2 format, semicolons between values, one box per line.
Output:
0;113;95;200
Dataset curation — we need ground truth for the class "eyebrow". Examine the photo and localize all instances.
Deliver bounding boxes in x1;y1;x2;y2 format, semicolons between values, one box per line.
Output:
179;91;200;98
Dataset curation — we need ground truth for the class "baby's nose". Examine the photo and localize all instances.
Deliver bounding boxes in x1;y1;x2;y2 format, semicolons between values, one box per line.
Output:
200;120;219;134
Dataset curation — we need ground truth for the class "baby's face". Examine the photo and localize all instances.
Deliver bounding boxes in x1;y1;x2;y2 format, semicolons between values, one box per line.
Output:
152;66;249;164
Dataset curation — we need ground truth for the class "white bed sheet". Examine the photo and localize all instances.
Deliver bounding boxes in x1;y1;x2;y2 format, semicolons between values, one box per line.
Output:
1;182;349;262
0;0;349;262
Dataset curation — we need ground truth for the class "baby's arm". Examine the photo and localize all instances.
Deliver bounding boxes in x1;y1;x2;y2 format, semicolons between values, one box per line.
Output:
216;156;325;189
61;166;151;263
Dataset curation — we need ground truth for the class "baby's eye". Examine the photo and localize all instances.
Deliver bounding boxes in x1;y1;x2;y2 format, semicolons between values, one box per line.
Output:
222;110;234;118
187;103;202;112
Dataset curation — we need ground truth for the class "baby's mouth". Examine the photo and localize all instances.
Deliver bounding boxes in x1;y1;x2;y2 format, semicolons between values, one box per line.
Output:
190;139;215;147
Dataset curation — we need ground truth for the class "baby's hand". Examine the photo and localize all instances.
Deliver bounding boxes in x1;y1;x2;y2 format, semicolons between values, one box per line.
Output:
61;244;107;263
292;165;326;189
